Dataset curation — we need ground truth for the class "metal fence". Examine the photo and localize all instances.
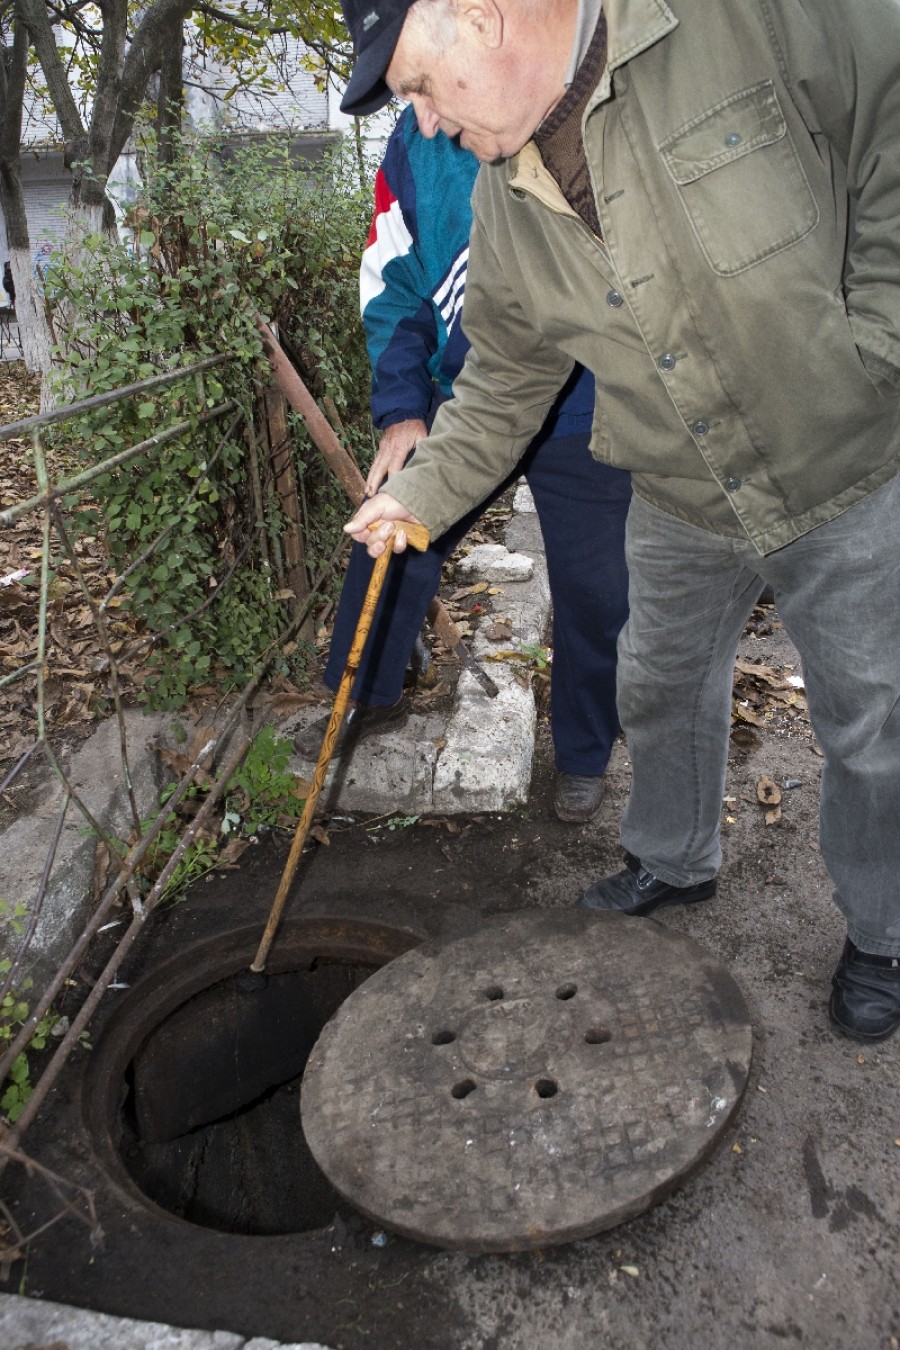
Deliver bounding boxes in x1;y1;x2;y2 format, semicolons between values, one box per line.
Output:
0;354;346;1258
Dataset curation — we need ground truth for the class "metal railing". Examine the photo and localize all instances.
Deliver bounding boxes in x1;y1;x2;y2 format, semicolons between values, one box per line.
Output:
0;353;346;1259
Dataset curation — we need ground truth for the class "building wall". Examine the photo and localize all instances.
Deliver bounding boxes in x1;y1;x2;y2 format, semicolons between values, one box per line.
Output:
0;152;70;264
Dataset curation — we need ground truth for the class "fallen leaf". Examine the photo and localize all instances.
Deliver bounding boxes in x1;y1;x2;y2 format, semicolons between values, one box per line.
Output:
733;704;765;727
309;824;330;846
764;806;782;826
218;837;250;865
449;582;489;601
620;1265;640;1278
756;776;782;806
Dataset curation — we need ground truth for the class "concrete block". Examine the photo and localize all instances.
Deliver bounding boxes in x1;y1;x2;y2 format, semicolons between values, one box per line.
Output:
455;544;534;582
286;712;444;815
504;510;546;558
0;1293;244;1349
0;710;170;982
432;665;536;813
512;483;536;513
244;1341;334;1350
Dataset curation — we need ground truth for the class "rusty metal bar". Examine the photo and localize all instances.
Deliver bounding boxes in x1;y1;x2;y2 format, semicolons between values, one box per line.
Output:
0;401;237;526
0;353;232;442
0;537;347;1097
254;316;499;698
0;730;254;1154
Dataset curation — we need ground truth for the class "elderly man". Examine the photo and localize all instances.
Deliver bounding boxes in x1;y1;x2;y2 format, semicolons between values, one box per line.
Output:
339;0;900;1045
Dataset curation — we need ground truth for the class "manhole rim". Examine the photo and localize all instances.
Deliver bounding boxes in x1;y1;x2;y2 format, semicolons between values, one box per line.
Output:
82;914;427;1236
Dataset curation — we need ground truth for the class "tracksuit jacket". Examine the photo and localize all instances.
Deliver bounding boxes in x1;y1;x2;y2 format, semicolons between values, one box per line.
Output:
360;105;595;438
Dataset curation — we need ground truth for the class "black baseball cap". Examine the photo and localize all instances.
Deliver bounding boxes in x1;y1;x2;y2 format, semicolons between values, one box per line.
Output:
340;0;416;115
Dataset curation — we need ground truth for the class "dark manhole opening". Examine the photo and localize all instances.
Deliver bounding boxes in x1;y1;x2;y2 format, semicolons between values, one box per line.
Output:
118;957;379;1237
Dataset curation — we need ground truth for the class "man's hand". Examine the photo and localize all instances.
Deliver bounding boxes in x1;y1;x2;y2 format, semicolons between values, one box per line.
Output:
365;418;427;496
344;493;425;557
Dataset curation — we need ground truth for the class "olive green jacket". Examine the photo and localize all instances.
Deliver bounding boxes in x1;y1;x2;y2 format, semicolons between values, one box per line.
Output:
386;0;900;553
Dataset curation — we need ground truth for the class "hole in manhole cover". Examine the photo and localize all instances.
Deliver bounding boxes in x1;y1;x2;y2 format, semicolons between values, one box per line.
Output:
84;919;421;1237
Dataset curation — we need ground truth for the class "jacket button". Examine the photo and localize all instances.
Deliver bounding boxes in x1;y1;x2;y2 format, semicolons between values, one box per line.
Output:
692;420;709;436
607;290;624;308
657;353;677;371
724;476;742;492
511;188;526;200
724;132;742;147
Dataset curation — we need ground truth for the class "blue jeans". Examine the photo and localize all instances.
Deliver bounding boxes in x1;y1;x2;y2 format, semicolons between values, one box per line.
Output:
324;431;632;775
618;480;900;956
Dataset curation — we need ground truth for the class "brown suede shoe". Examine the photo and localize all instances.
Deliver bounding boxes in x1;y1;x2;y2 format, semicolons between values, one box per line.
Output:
553;773;606;824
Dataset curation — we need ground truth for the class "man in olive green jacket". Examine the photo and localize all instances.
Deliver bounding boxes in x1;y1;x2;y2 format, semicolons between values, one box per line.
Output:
340;0;900;1043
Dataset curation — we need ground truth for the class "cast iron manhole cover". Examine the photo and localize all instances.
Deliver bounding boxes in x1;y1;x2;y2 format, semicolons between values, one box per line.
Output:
301;910;752;1251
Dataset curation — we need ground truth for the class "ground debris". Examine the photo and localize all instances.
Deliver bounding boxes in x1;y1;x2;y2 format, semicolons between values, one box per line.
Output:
732;655;809;730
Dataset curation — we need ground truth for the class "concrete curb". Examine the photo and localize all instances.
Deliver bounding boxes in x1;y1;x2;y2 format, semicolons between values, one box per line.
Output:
0;710;171;981
0;1293;333;1350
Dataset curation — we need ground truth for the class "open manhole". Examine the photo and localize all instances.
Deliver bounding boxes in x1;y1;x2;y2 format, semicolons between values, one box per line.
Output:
83;917;423;1237
301;910;753;1252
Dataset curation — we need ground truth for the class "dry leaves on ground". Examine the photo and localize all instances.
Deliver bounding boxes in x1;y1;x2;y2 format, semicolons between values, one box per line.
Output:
1;366;146;765
732;657;808;729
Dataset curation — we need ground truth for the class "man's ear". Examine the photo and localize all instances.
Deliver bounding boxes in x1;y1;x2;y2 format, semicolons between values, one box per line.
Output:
456;0;504;50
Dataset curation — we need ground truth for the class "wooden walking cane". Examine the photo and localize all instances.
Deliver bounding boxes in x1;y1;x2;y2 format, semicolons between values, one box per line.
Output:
249;519;431;975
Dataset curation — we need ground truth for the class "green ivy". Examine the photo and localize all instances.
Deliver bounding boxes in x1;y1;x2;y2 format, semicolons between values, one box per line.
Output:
48;129;380;708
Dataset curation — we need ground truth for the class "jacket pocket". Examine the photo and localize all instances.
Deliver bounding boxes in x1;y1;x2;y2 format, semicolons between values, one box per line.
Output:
659;81;818;275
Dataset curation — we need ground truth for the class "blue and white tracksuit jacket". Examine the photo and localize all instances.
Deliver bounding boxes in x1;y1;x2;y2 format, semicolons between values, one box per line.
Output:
361;106;595;436
323;108;631;776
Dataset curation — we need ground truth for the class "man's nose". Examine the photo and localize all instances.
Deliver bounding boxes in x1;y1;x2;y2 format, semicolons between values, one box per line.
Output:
412;99;442;138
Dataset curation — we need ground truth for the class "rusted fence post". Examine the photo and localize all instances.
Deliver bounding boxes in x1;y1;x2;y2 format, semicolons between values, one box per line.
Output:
261;383;314;642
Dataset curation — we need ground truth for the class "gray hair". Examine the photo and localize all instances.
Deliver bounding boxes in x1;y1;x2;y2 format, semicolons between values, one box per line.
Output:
405;0;461;54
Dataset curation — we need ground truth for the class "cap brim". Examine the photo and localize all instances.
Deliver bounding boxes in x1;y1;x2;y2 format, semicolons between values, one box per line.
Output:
340;11;408;116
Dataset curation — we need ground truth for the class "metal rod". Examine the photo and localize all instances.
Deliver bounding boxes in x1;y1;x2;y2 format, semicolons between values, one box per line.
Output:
0;354;232;442
0;402;236;525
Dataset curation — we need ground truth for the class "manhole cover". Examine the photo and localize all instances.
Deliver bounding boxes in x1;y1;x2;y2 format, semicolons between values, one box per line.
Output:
301;910;752;1251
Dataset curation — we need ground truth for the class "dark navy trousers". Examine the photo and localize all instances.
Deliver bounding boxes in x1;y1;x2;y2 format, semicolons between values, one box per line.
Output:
324;431;632;776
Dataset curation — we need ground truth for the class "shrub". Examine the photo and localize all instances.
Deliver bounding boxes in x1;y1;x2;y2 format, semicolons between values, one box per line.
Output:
47;129;381;706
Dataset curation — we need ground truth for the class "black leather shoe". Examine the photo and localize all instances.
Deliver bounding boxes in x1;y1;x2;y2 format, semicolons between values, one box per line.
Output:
577;852;717;916
293;699;408;760
554;773;606;823
828;938;900;1043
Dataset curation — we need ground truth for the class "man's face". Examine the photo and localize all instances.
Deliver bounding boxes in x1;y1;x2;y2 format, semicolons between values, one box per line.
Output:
385;15;540;163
